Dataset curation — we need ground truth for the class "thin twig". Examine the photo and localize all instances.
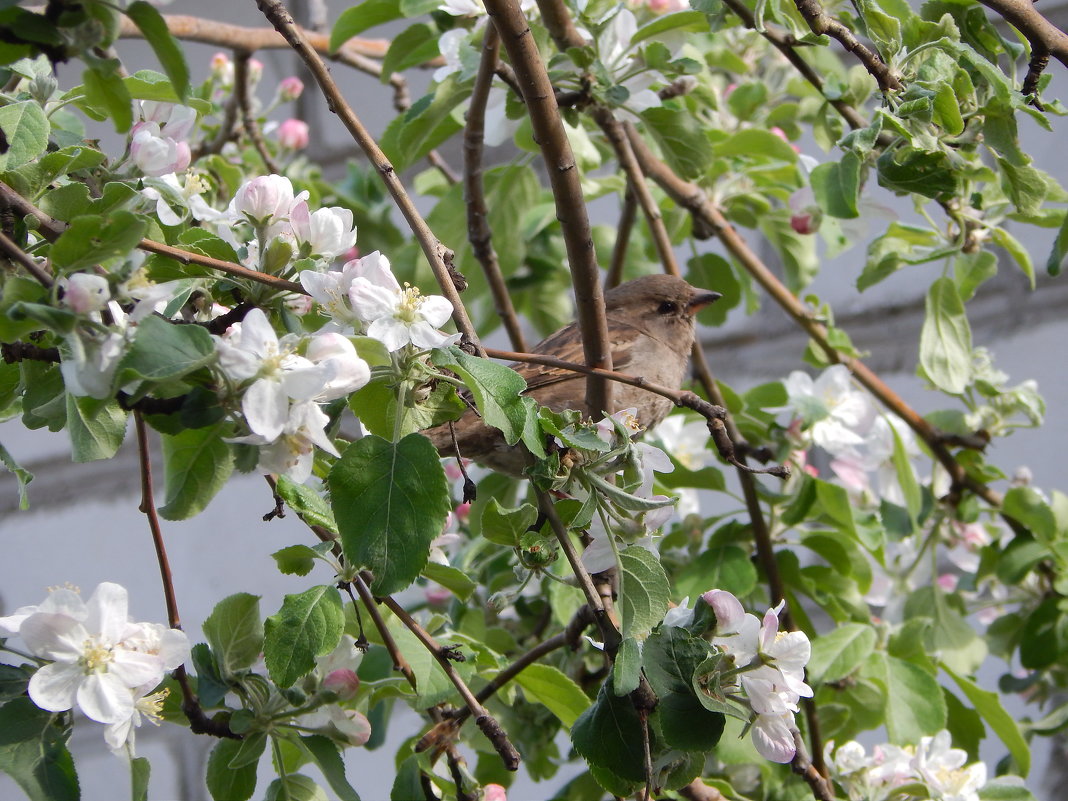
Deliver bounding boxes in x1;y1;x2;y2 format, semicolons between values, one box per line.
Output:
487;0;613;417
234;51;279;174
792;0;903;92
350;574;418;690
256;0;484;355
370;575;521;770
134;412;237;739
463;23;528;352
606;188;637;290
0;230;53;287
791;730;835;801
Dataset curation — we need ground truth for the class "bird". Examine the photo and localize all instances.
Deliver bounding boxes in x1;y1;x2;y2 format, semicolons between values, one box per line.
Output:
425;274;721;475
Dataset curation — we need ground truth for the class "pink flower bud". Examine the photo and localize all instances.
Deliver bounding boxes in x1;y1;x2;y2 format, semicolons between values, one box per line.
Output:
484;785;508;801
770;126;801;153
277;118;310;151
322;669;360;700
342;245;360;263
230;174;296;226
790;212;818;235
454;502;471;521
425;584;452;605
62;273;110;314
248;58;264;85
210;52;232;82
936;573;959;592
701;589;745;633
279;76;305;102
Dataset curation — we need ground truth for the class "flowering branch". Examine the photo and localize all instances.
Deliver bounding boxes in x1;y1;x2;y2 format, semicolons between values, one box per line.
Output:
484;0;614;417
463;23;528;352
255;0;485;355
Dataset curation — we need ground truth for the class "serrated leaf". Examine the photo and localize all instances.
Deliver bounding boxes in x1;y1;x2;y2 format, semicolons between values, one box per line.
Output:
514;664;591;727
618;546;670;641
206;738;259;801
686;253;740;327
675;545;757;600
571;679;647;783
421;562;476;600
431;347;543;455
869;654;946;744
943;665;1030;776
117;314;215;384
264;585;344;688
643;627;724;751
330;0;401;51
49;211;147;270
203;593;263;676
82;60;133;132
0;100;48;171
641;106;713;180
125;2;189;100
613;637;642;696
810;152;861;219
919;277;972;394
806;623;876;684
159;424;234;520
300;736;362;801
272;544;322;576
66;395;127;462
0;697;80;801
329;433;450;596
274;475;337;533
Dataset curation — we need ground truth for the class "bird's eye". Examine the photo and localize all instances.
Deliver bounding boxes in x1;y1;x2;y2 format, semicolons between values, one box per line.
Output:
657;301;678;315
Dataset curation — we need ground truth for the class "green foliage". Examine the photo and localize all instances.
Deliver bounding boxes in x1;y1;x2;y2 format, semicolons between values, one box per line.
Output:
263;585;345;688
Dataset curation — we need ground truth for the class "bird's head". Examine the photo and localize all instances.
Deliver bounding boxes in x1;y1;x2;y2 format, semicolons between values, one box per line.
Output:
605;274;721;346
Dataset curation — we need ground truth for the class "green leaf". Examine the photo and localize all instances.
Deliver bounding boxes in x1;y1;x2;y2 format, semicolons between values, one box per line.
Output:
381;24;440;82
159;424;234;520
421;562;476;600
1046;210;1068;276
919;277;972;394
274;476;337;533
806;623;876;684
954;251;997;302
329;433;451;596
330;0;401;50
203;593;263;676
479;498;538;547
272;544;323;576
0;697;80;801
631;10;709;44
991;226;1035;288
686;253;740;327
49;211;147;270
301;736;362;801
125;2;189;100
206;738;259;801
613;637;642;696
618;546;670;641
810;152;861;219
868;654;946;744
978;782;1038;801
943;665;1030;776
1003;487;1056;544
82;60;134;132
876;146;960;198
998;158;1047;218
66;395;127;462
713;128;798;162
514;664;591;727
571;679;647;784
431;347;543;456
0;100;48;171
643;627;724;751
131;756;149;801
380;77;472;173
117;314;215;384
641;106;713;180
674;545;757;599
0;440;33;510
264;585;345;688
265;774;328;801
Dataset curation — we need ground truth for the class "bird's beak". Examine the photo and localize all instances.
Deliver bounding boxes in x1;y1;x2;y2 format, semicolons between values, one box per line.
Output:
688;291;722;314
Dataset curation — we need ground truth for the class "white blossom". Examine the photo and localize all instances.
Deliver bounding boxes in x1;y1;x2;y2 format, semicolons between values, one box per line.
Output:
229;174;296;229
784;365;875;455
290;199;357;260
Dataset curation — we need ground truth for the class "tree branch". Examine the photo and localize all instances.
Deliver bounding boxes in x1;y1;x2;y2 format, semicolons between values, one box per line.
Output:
486;0;613;417
464;23;528;352
0;230;53;287
606;188;637;290
256;0;484;354
234;50;279;174
792;0;903;92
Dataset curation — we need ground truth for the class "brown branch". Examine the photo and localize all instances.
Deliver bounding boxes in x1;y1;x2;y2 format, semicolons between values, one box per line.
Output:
350;574;419;691
0;230;53;287
1023;44;1050;108
463;23;528;352
606;188;637;290
719;0;867;130
486;0;613;417
679;779;726;801
198;83;240;158
134;411;237;739
0;181;304;294
791;730;835;801
977;0;1068;72
792;0;903;92
234;51;279;174
256;0;484;355
371;576;521;771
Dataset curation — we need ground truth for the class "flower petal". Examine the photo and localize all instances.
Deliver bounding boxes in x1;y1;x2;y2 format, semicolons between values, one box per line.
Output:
77;673;136;724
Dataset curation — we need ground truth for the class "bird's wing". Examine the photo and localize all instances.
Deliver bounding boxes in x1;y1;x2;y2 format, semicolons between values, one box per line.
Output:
514;318;641;396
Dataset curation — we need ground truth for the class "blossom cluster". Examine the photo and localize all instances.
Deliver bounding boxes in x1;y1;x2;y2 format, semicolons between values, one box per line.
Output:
667;589;812;763
827;730;988;801
0;582;189;756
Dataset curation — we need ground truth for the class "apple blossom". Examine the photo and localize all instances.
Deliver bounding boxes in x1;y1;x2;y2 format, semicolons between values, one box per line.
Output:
210;51;232;83
229;174;296;229
784;365;875;454
290;198;357;260
243;400;340;482
60;273;110;314
277;118;310;151
103;685;170;755
348;255;460;351
130;122;192;177
20;582;187;724
304;332;372;400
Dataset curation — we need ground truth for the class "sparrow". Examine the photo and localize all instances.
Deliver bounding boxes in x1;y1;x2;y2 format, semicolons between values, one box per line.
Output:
426;274;721;476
